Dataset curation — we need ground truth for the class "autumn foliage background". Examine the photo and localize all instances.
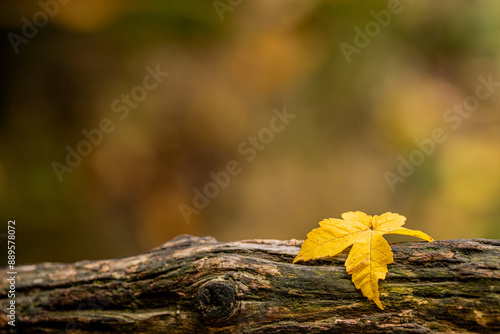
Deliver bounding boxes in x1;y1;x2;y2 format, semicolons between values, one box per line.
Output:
1;0;499;264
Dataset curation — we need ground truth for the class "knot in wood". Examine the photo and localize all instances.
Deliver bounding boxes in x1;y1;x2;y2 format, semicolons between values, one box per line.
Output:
198;280;236;322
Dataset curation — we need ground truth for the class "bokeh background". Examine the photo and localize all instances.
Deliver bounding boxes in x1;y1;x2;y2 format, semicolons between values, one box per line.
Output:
1;0;499;264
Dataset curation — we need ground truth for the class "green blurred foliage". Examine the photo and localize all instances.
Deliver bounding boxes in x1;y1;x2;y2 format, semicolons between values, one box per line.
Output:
0;0;499;264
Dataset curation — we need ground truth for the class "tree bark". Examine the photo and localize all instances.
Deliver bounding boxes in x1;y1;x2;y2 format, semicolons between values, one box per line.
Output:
0;236;499;333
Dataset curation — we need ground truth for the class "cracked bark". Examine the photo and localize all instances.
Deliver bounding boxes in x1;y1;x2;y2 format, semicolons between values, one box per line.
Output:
0;236;499;333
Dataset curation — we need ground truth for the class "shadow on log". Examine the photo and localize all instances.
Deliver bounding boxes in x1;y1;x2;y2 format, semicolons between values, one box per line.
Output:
0;236;499;333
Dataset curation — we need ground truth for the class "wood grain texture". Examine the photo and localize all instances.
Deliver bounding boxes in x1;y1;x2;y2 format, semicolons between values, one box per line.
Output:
0;235;499;333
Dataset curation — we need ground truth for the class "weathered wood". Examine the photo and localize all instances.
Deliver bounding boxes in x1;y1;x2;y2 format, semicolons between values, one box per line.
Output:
0;236;499;333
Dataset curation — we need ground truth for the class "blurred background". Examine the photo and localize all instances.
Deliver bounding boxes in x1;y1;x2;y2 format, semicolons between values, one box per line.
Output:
1;0;499;264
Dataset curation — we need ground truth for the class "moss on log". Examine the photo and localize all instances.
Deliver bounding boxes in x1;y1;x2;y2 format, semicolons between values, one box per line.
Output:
0;236;499;333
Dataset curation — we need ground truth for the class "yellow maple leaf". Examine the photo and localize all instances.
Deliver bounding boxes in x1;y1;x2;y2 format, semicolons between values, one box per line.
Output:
293;211;433;309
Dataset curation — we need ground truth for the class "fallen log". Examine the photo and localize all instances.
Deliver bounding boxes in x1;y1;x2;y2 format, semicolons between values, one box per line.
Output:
0;235;499;333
